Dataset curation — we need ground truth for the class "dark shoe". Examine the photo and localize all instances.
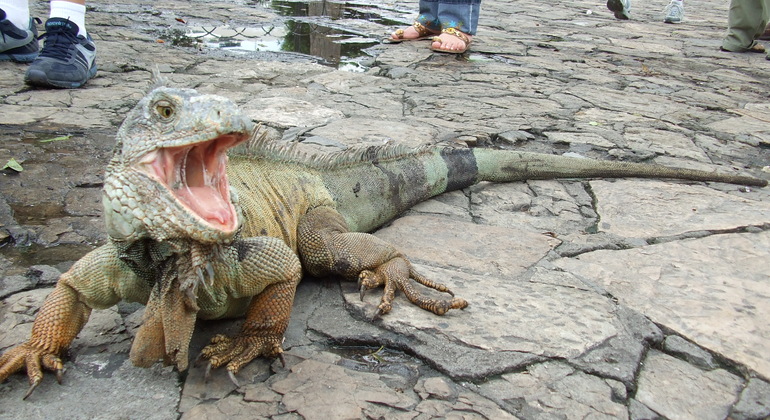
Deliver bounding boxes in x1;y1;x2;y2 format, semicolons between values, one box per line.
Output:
0;9;39;63
24;18;97;89
607;0;631;20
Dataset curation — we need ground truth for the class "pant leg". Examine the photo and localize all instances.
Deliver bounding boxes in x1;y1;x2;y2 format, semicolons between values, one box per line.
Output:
436;0;481;35
721;0;770;51
417;0;441;32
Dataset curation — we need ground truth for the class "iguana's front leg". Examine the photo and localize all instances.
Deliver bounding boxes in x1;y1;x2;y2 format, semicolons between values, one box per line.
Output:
0;244;148;399
298;206;468;317
198;237;302;383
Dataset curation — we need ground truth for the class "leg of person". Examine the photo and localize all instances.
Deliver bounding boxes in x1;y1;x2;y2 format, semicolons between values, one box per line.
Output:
388;0;440;42
25;0;97;88
0;0;38;62
430;0;480;53
760;21;770;40
664;0;684;23
720;0;770;53
606;0;631;20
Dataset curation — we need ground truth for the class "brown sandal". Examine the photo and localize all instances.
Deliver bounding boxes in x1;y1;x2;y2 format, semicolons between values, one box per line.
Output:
720;42;766;54
747;42;767;53
385;21;436;43
430;28;471;54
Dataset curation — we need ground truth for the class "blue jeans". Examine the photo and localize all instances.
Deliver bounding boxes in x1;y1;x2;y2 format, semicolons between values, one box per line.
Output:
417;0;482;35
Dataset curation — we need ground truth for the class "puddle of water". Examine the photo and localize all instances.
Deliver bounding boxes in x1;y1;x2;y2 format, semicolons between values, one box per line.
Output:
1;243;95;274
330;345;422;376
161;0;393;71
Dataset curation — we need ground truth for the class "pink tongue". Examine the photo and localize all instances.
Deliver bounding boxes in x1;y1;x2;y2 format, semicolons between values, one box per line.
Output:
176;186;232;227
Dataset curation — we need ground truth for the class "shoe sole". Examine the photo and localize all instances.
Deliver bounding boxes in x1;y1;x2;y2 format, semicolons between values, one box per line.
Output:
606;0;630;19
0;51;39;63
25;64;98;89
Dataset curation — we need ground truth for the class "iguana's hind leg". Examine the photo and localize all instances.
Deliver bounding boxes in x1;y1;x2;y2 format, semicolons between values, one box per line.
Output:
298;206;468;316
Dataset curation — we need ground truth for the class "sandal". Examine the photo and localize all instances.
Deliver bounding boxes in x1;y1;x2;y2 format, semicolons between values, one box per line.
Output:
720;42;766;53
747;42;767;53
384;21;436;44
430;28;472;54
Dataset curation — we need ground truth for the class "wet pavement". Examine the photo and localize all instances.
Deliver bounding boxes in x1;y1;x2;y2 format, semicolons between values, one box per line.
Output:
1;0;770;419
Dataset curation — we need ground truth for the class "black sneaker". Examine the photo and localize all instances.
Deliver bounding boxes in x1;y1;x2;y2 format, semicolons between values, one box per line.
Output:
25;18;97;88
0;9;39;63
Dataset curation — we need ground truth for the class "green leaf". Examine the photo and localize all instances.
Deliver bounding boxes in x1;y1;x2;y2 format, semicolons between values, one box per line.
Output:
588;121;601;126
39;135;72;143
3;158;23;172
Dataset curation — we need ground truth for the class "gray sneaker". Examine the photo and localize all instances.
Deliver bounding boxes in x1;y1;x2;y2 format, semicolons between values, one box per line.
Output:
25;18;97;89
607;0;631;20
0;9;39;63
663;0;684;23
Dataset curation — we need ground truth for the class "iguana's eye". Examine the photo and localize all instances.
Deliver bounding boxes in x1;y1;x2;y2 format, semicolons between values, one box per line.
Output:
155;101;175;119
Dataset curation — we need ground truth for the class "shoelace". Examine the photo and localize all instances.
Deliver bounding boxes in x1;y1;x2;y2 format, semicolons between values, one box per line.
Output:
38;27;79;60
664;2;683;16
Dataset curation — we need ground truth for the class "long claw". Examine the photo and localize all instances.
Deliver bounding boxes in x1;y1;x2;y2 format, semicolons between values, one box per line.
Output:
193;352;205;367
23;379;41;400
278;353;286;368
204;362;213;383
55;368;63;385
371;307;383;321
359;284;367;301
227;370;240;388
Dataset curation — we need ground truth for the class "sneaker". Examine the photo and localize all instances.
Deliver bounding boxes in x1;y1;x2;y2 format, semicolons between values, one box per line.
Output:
25;18;97;88
0;10;39;63
607;0;631;20
663;0;684;23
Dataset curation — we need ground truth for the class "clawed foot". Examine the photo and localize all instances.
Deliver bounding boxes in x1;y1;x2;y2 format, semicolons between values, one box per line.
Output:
198;334;285;387
358;261;468;319
0;342;65;400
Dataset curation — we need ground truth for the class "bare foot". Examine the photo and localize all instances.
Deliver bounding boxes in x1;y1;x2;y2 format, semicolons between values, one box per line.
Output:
390;22;437;42
431;30;472;53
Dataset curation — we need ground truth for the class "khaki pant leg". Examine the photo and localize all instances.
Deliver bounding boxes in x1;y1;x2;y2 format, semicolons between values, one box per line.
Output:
721;0;770;51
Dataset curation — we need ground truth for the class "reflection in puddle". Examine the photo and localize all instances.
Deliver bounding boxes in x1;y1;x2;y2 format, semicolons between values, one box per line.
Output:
172;0;393;71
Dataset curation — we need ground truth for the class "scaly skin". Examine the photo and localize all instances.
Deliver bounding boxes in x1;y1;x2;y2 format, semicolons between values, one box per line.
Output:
0;83;766;399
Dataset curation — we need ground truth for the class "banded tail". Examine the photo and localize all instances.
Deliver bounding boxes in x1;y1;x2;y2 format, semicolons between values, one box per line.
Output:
319;146;766;233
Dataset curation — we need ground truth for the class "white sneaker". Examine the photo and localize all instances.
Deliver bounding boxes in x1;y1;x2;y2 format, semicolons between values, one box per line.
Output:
664;0;684;23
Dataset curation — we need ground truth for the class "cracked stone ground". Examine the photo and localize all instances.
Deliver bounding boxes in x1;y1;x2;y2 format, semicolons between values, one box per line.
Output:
1;0;769;419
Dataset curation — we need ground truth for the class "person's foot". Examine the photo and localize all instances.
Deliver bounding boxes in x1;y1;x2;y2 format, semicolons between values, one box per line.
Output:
606;0;631;20
430;28;472;53
0;10;39;63
388;21;437;43
663;0;684;23
720;42;766;53
24;18;97;89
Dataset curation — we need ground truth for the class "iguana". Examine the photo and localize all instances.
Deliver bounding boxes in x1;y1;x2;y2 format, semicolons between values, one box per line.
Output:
0;84;766;399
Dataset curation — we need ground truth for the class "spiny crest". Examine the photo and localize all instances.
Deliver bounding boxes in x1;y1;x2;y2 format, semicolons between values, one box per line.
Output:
112;70;171;156
149;67;169;92
230;127;443;170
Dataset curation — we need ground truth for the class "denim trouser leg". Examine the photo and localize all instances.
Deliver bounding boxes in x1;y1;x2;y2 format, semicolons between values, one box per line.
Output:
418;0;481;35
417;0;441;32
437;0;481;35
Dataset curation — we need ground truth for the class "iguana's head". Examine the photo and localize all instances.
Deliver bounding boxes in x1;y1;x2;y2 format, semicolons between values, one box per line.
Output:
103;86;253;243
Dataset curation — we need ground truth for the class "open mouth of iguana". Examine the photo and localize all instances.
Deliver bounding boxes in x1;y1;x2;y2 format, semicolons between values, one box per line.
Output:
140;133;247;233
